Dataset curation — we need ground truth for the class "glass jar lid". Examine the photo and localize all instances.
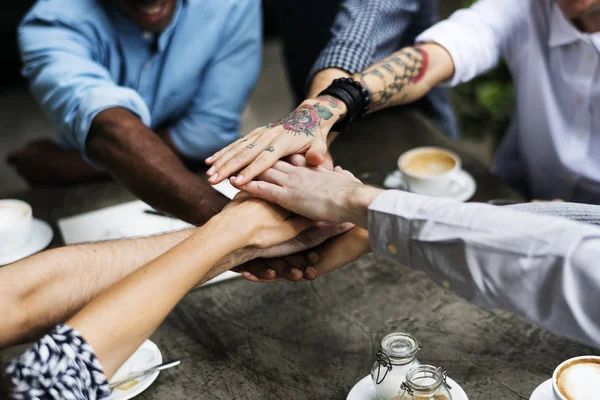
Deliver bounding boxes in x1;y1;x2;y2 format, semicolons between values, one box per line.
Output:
381;332;422;360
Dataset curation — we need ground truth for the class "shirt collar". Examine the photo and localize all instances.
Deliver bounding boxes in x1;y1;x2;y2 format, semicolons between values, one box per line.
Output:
548;4;584;48
548;3;600;50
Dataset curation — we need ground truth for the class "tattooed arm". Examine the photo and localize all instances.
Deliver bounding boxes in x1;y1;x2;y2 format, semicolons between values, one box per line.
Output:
206;43;454;186
355;44;453;113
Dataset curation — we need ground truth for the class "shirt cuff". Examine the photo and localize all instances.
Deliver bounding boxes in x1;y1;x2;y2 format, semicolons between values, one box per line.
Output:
308;39;373;84
367;190;423;267
73;86;151;157
416;20;473;87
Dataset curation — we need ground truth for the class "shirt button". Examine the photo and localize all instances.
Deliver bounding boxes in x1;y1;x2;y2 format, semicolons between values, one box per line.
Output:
387;244;398;255
577;131;586;140
442;280;451;289
577;96;585;104
142;31;153;41
144;62;152;70
588;54;595;62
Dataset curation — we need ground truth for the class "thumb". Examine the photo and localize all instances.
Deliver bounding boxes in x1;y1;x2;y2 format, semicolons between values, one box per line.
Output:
305;137;327;166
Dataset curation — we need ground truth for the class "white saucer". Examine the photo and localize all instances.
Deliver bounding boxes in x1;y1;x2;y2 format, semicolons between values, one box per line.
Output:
347;374;469;400
109;340;163;400
0;219;53;266
383;170;476;202
530;379;553;400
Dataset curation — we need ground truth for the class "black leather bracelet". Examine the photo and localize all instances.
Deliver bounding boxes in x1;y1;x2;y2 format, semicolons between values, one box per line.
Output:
318;78;371;132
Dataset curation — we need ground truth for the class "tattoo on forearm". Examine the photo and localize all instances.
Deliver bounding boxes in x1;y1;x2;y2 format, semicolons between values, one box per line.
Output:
247;143;256;149
267;103;334;137
265;146;275;152
355;47;428;112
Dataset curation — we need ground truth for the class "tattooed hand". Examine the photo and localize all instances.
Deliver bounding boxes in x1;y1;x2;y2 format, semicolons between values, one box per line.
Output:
205;95;346;186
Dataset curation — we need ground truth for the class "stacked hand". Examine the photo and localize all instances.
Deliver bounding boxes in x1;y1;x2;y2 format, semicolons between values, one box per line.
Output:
205;96;346;186
230;156;383;282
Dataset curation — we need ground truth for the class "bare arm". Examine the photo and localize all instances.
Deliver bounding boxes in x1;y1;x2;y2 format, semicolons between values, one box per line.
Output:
87;108;228;225
66;198;313;379
0;228;194;348
354;43;454;113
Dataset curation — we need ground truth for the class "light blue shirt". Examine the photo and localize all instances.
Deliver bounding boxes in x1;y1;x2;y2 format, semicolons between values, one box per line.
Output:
19;0;262;161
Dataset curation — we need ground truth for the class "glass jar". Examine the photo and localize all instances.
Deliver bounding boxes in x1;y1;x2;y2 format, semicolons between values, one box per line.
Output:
394;365;453;400
371;333;422;400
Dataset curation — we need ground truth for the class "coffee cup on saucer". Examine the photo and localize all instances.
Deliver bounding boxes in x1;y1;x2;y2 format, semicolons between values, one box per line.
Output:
0;199;33;253
398;147;468;197
552;355;600;400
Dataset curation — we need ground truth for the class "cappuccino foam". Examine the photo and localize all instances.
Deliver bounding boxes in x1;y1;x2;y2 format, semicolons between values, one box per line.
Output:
402;152;456;177
557;360;600;400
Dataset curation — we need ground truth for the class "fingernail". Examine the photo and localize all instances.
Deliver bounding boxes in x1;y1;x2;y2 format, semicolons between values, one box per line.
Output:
267;269;276;276
291;268;302;276
242;271;251;277
308;252;319;263
207;166;216;175
235;175;244;184
208;173;218;182
306;267;317;276
206;156;213;163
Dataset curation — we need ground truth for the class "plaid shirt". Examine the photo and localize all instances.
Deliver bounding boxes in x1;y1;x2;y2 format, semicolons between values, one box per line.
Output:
310;0;459;138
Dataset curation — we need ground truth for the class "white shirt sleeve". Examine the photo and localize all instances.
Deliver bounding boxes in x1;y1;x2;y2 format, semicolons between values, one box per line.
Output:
368;190;600;348
416;0;528;86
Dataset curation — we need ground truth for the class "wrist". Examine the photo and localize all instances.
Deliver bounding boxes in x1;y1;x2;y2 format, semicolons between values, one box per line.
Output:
301;96;348;130
202;211;251;251
342;185;384;228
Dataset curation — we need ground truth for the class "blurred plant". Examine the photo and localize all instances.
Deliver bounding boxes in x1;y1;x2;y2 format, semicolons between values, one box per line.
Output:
450;0;515;147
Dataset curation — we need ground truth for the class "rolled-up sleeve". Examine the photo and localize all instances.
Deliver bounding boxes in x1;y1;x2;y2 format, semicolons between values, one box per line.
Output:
309;0;418;80
416;0;527;86
169;0;262;161
368;190;600;348
18;16;151;155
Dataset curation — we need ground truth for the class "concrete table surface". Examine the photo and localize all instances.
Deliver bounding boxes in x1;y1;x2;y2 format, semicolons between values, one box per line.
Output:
3;109;597;399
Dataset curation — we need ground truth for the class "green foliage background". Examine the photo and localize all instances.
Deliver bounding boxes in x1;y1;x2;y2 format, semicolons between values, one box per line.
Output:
450;0;514;146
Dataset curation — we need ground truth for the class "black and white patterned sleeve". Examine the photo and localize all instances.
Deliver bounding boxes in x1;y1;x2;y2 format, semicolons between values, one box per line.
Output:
309;0;421;80
5;324;110;400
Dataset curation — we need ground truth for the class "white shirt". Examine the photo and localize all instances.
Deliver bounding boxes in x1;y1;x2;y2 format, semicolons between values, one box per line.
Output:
417;0;600;203
368;190;600;348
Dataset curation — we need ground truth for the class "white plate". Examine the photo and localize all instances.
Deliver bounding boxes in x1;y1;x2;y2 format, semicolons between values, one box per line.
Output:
109;340;163;400
530;379;553;400
347;374;468;400
383;170;476;202
0;219;53;266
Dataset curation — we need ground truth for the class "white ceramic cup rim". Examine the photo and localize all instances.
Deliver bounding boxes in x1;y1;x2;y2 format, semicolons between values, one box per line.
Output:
398;147;462;181
552;355;600;400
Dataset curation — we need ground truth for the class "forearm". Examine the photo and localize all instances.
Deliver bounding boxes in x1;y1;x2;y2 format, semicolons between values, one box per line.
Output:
0;228;195;348
67;219;244;378
87;108;228;225
353;43;454;113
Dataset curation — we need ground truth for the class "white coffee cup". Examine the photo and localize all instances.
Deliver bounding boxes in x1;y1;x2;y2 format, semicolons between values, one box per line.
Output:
0;199;33;253
552;355;600;400
398;147;463;196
